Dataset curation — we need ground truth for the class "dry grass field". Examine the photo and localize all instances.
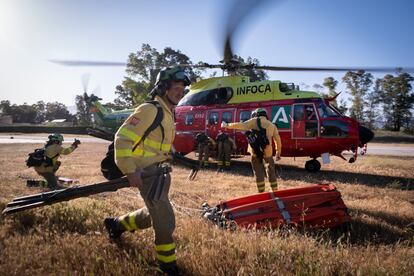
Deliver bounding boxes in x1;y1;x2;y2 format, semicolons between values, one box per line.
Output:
0;137;413;275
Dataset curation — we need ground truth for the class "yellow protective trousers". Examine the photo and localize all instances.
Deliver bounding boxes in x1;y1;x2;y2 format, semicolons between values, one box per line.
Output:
251;156;278;192
217;141;232;168
116;164;176;270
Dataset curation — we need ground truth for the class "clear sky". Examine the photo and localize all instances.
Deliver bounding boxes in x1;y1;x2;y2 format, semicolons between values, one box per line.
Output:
1;0;413;108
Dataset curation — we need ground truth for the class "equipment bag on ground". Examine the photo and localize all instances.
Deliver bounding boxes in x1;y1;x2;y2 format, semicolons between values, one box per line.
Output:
202;184;351;230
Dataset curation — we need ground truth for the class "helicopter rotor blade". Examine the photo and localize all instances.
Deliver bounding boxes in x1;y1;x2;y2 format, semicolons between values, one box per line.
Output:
81;73;90;93
255;65;414;73
222;0;273;64
49;59;127;67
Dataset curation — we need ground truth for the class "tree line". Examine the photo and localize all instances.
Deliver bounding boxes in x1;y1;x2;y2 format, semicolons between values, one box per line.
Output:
0;100;76;124
2;43;413;131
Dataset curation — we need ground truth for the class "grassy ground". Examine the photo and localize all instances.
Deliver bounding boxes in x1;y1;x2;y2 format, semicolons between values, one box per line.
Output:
0;140;413;275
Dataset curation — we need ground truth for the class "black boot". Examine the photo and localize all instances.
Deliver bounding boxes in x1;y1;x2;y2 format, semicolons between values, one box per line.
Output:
104;217;125;239
160;264;180;276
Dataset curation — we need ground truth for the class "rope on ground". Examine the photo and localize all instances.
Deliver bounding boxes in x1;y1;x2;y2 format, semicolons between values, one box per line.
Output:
170;200;203;217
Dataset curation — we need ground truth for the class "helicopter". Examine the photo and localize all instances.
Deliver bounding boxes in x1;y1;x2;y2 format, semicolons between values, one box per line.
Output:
51;0;412;172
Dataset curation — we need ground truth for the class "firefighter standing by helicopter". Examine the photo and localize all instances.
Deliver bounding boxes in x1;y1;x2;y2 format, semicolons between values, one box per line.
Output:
104;66;191;276
222;108;281;192
216;131;236;170
195;133;216;167
29;133;80;190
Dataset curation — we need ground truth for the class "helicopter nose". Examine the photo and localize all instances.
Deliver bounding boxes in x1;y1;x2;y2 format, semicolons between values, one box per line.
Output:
359;125;374;145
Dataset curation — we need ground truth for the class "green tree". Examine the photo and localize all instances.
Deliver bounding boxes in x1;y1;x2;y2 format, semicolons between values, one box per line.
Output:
322;77;338;104
9;103;38;123
33;101;46;123
365;81;381;129
116;44;201;107
342;70;373;123
44;102;73;122
322;77;348;115
376;71;414;131
231;55;268;81
0;100;11;115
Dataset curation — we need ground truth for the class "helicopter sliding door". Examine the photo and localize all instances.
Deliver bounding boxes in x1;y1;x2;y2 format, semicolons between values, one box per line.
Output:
206;108;236;140
292;104;319;139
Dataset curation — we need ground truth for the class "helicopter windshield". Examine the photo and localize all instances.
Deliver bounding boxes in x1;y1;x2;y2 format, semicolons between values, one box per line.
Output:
317;102;341;118
178;87;233;106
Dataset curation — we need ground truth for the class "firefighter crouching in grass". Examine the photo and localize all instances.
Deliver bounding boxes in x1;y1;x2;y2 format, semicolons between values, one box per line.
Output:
216;131;236;170
104;66;191;276
222;108;281;192
31;133;80;190
195;133;216;167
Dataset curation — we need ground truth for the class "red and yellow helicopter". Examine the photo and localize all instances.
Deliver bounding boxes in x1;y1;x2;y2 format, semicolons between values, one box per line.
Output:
52;0;412;172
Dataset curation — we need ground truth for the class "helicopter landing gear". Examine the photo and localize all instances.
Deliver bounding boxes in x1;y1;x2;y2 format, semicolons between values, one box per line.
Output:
305;159;321;172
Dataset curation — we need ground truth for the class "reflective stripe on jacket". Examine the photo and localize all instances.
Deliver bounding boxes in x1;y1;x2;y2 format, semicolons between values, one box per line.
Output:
227;116;282;158
115;96;174;174
34;143;76;173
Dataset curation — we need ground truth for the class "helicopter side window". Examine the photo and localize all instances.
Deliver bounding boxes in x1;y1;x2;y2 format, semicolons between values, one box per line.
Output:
222;111;232;123
239;110;251;122
293;106;305;120
185;113;194;125
293;104;318;138
305;105;317;120
208;112;219;125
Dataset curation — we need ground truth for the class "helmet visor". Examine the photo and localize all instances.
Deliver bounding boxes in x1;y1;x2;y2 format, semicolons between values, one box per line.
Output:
173;71;191;86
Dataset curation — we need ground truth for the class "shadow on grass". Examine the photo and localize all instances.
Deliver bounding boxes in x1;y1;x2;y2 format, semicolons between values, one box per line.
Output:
224;160;413;190
316;217;413;246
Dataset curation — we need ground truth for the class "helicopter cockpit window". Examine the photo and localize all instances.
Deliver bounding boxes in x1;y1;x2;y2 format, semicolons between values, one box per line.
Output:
185;113;194;125
177;87;234;106
222;111;232;123
317;103;340;118
321;120;349;138
208;112;219;125
240;110;251;122
279;82;295;92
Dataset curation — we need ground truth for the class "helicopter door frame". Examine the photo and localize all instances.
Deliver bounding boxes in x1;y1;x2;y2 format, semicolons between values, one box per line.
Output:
206;108;236;140
291;103;320;139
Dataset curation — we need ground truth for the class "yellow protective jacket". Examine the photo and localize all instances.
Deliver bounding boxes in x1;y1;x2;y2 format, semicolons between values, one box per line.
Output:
227;116;282;158
114;96;174;174
34;143;76;173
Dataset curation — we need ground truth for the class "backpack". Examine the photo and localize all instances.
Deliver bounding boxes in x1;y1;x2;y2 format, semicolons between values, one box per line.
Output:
100;101;164;180
26;148;55;167
216;132;229;142
245;117;269;162
196;133;208;145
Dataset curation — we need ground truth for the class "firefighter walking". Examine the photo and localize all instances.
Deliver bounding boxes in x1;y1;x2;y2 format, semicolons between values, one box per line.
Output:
222;108;281;192
104;66;191;275
32;133;80;190
216;131;236;170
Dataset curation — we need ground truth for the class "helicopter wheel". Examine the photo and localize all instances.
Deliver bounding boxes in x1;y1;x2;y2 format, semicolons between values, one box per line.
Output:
305;159;321;172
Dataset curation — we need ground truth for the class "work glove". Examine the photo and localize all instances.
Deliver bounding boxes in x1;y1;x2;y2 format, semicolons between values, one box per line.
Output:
72;138;81;148
221;121;228;128
127;170;143;188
